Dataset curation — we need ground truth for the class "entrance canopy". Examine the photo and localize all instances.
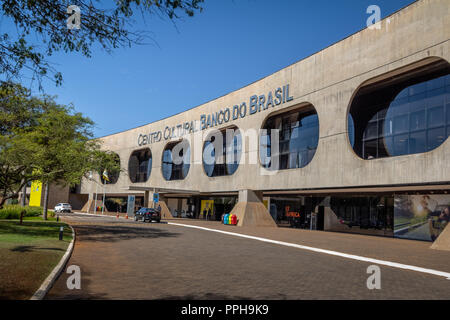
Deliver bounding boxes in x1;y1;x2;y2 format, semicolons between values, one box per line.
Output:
124;186;200;195
124;186;239;197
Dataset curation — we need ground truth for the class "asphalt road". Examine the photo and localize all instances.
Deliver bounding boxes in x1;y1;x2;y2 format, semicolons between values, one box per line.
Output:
46;213;450;300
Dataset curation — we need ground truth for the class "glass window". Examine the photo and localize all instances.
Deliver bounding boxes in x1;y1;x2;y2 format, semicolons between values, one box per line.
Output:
349;68;450;159
427;87;446;99
410;110;426;131
329;196;394;235
364;121;378;139
348;114;355;147
409;131;426;154
377;137;390;158
427;127;446;151
226;131;242;175
162;140;190;181
364;139;377;159
409;81;427;96
427;76;446;91
261;105;319;170
128;149;152;183
162;149;173;181
447;104;450;125
428;106;444;128
393;115;409;134
383;118;394;136
202;128;241;177
393;134;409;156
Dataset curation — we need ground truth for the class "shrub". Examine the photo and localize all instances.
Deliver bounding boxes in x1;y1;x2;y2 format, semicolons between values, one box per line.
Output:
0;205;42;219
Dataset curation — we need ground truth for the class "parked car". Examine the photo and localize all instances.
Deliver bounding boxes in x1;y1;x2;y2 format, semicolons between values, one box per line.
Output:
54;203;72;213
134;207;161;223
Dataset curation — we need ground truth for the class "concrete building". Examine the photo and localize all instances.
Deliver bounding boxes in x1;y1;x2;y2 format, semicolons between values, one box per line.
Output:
69;0;449;243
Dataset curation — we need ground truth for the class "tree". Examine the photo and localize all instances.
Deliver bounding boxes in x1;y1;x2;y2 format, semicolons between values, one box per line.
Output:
0;0;204;88
0;81;43;207
0;81;120;218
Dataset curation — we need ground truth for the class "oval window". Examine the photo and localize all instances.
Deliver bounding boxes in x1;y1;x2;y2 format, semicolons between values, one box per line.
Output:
260;104;319;170
348;60;450;159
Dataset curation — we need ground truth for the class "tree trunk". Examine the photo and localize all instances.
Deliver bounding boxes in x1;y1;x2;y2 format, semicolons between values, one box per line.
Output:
42;183;49;220
19;210;25;225
20;181;27;206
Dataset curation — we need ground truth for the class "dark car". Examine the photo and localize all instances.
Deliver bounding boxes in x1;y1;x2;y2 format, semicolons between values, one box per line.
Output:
134;207;161;223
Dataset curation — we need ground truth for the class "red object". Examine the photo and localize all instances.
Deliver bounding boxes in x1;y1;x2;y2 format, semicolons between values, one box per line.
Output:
125;214;128;219
231;214;237;225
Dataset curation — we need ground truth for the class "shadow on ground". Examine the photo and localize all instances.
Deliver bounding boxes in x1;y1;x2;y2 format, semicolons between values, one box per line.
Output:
10;245;65;253
0;288;35;300
73;224;180;242
156;293;257;300
0;221;68;237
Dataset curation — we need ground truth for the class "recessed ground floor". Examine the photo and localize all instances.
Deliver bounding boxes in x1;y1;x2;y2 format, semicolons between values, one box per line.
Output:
82;186;450;243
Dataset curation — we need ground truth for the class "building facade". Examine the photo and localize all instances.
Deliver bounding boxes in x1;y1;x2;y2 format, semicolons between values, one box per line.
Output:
73;0;449;242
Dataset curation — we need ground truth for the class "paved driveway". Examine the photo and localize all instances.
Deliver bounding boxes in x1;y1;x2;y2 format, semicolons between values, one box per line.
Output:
46;213;450;299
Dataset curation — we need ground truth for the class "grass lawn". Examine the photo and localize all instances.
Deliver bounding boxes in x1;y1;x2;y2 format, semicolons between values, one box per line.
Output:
0;216;73;300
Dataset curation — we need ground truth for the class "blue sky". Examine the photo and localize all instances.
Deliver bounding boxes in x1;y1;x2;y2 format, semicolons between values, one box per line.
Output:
4;0;415;137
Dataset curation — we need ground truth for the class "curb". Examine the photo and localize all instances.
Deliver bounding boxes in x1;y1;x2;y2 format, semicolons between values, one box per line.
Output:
30;224;76;300
73;211;120;219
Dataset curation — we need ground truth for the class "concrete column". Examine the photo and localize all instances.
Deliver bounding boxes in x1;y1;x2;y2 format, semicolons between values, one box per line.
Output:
229;189;277;227
430;223;450;251
144;190;150;207
81;193;95;213
146;191;156;209
146;191;173;219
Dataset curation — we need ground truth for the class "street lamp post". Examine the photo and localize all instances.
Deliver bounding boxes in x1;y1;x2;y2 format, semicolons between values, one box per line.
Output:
101;179;105;215
93;178;98;214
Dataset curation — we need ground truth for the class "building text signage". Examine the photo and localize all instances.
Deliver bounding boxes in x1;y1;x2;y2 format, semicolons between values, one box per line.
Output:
137;84;293;146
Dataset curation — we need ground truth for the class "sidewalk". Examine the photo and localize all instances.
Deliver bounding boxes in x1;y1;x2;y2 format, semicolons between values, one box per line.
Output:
162;218;450;274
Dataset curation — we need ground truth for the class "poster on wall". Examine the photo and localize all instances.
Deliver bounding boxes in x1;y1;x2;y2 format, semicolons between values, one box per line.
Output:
127;195;136;217
394;194;450;241
29;180;42;207
200;200;214;220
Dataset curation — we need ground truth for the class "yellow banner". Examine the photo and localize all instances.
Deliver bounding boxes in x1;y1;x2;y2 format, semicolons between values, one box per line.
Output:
29;180;42;207
200;200;214;220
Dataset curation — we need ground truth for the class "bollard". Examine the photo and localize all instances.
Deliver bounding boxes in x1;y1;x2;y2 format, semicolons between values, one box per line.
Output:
56;215;59;222
59;226;64;240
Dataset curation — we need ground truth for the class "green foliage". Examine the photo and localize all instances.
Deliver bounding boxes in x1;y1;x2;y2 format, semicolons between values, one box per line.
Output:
0;205;42;219
0;0;204;87
0;81;121;210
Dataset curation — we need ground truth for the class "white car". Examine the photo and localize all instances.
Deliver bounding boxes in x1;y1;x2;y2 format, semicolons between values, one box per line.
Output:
54;203;72;213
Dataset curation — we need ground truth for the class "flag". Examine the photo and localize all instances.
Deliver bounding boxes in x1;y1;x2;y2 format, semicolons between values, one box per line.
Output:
102;170;109;182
